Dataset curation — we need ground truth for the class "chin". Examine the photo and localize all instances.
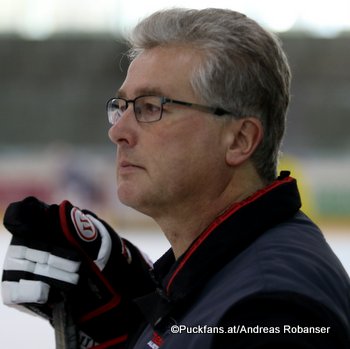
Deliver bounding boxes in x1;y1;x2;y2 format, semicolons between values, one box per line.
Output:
118;190;157;219
118;185;142;208
118;188;135;206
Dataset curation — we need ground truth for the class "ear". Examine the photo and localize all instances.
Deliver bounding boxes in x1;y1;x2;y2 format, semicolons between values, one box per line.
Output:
225;117;263;167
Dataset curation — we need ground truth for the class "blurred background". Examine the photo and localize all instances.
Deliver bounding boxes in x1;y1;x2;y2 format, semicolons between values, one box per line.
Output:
0;0;349;348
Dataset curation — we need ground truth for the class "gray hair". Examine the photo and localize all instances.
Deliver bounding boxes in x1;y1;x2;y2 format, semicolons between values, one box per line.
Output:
127;8;291;183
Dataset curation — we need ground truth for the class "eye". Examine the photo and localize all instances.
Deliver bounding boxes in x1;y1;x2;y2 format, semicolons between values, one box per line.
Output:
143;102;161;114
134;96;162;122
136;102;161;122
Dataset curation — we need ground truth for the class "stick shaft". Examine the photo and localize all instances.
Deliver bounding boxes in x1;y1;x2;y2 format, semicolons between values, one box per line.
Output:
52;296;79;349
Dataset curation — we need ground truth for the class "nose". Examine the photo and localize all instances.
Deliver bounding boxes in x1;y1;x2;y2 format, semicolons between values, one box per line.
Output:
108;107;138;146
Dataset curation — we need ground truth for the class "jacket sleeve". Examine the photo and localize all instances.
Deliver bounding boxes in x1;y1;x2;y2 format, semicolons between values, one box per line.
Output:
213;292;350;349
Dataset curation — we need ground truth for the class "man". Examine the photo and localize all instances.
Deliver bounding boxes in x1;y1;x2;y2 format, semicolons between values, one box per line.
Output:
2;8;350;349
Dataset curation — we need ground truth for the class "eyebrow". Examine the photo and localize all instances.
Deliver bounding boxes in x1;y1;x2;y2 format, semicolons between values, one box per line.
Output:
117;87;166;99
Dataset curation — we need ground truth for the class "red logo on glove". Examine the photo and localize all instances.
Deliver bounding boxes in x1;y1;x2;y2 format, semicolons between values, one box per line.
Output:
71;208;98;242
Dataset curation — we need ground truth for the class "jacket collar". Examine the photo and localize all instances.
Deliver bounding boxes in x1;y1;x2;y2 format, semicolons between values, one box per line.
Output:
135;172;301;326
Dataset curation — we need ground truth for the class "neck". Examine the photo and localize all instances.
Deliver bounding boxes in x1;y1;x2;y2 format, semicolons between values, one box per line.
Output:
154;168;265;259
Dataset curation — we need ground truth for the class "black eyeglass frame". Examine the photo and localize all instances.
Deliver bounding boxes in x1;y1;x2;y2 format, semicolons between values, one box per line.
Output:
106;95;231;124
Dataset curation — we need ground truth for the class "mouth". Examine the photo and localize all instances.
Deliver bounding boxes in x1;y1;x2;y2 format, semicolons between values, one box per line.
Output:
118;160;145;174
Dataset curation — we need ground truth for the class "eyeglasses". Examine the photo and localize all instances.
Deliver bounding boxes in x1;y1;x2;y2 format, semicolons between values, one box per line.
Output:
106;95;230;124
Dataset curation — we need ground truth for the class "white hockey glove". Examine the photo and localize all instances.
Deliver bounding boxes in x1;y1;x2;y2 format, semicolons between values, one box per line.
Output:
2;196;154;348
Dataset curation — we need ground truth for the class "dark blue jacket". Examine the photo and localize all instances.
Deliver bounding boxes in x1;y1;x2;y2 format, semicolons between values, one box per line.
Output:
129;173;350;348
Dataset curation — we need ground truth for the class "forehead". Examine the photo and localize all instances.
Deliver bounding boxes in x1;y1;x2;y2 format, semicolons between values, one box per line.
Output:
119;46;202;101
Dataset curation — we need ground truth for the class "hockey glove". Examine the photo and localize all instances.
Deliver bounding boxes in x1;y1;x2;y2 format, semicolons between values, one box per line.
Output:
2;196;154;348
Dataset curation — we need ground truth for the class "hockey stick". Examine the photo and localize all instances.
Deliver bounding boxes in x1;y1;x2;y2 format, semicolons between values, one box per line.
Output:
52;293;79;349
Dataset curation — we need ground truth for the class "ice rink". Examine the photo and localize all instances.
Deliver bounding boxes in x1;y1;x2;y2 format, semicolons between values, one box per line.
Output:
0;226;348;349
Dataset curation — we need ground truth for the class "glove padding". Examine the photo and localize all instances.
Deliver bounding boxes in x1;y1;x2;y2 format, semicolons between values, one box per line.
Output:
2;196;154;348
2;196;115;306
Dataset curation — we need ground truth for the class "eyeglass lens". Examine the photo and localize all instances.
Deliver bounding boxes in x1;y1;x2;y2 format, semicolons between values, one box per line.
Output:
108;96;163;123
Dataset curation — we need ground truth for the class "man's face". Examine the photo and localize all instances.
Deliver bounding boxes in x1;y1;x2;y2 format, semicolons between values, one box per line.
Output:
109;46;233;218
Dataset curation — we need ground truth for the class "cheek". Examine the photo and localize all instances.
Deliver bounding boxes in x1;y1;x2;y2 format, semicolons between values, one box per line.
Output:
156;118;223;167
152;132;218;187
